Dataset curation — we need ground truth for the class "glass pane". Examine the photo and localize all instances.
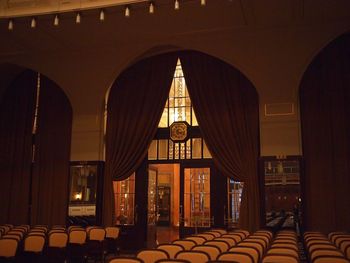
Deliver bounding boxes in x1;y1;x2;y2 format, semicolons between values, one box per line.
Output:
186;139;191;159
148;140;158;160
169;108;175;125
113;174;135;225
184;168;211;227
192;138;202;159
148;169;157;225
185;107;191;124
203;140;212;158
169;140;174;159
159;108;168;128
175;107;186;122
192;108;198;126
68;165;97;217
174;143;179;159
227;178;243;227
159;140;168;160
180;142;186;159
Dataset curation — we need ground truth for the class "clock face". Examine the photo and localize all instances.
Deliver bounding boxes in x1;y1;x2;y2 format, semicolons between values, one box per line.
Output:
170;122;188;141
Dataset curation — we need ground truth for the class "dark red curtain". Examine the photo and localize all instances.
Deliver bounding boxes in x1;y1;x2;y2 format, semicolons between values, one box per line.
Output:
179;51;261;232
300;33;350;233
0;70;37;225
103;54;178;226
31;75;72;226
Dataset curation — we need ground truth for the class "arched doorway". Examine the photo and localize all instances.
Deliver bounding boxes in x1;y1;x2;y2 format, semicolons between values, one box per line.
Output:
105;51;260;250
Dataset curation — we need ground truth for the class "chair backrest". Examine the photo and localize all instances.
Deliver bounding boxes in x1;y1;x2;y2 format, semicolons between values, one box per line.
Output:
0;238;18;258
205;231;221;238
69;229;87;244
310;248;344;261
222;233;243;243
266;247;299;258
312;255;350;263
106;226;120;239
24;234;46;253
49;232;69;248
185;236;206;245
137;249;169;263
89;227;106;241
204;240;229;253
271;243;298;251
157;244;183;259
154;260;190;263
237;242;264;261
262;254;299;263
172;240;196;250
109;257;144;263
214;237;236;247
212;229;227;235
217;251;255;263
192;245;221;260
229;246;259;263
196;233;215;241
175;251;210;263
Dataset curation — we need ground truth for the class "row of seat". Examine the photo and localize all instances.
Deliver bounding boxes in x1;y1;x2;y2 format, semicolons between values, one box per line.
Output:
0;224;121;262
304;231;350;263
109;228;290;263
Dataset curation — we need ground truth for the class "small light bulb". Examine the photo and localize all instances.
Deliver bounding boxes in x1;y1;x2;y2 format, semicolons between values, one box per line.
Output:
54;15;59;26
175;0;180;10
8;19;13;31
31;17;36;28
125;6;130;17
99;9;105;21
201;0;206;6
149;2;155;14
76;12;81;24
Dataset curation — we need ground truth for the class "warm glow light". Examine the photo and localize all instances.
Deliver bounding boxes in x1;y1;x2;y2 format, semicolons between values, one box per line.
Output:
149;2;155;14
201;0;206;6
31;17;36;28
125;6;130;17
54;15;59;26
99;9;105;21
8;19;13;31
75;192;82;200
175;0;180;10
76;12;81;24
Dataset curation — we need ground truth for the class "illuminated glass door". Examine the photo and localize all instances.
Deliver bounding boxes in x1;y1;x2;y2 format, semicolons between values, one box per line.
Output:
182;167;211;232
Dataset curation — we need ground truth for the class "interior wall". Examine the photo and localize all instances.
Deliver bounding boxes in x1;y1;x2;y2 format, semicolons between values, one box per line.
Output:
1;1;350;161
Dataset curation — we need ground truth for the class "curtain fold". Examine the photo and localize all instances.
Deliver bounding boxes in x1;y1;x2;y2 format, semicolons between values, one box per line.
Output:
179;51;260;232
31;75;72;226
103;54;178;226
300;33;350;233
0;70;37;225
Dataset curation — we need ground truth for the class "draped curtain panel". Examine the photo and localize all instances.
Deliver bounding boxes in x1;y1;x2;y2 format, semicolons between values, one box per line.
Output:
0;70;37;225
31;75;72;226
179;51;261;232
103;54;178;226
300;34;350;233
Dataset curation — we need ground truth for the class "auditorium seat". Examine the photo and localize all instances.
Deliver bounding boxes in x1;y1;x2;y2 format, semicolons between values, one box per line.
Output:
175;250;210;263
192;245;221;260
157;244;184;259
0;237;19;262
203;240;229;253
217;251;255;263
172;240;196;250
136;249;169;263
184;236;206;245
109;257;144;263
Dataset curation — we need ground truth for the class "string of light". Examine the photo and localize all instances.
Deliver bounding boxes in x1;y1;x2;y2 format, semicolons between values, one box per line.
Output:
6;0;207;31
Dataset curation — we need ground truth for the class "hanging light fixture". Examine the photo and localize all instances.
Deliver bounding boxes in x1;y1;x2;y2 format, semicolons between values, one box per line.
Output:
30;17;36;28
76;12;81;24
54;14;59;26
125;6;130;17
175;0;180;10
8;19;13;31
201;0;206;6
99;9;105;21
149;2;155;14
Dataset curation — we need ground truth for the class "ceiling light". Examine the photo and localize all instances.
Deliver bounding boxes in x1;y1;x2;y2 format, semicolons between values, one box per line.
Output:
125;6;130;17
201;0;206;6
31;17;36;28
76;12;81;24
8;19;13;31
54;15;59;26
99;9;105;21
149;2;155;14
175;0;180;10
